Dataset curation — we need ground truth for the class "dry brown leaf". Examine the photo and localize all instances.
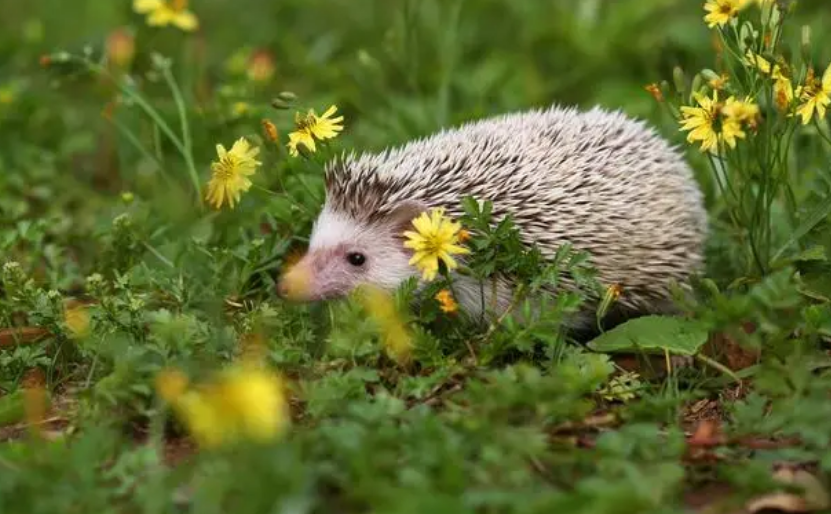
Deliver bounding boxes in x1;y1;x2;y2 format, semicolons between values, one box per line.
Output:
689;419;726;447
0;327;51;348
746;493;810;514
746;468;830;513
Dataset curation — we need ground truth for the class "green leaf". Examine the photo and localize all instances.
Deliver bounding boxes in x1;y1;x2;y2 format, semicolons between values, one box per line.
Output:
0;390;26;427
772;167;831;263
587;315;710;356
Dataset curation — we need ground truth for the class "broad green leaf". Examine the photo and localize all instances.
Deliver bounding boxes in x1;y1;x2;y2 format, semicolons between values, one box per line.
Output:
587;315;710;356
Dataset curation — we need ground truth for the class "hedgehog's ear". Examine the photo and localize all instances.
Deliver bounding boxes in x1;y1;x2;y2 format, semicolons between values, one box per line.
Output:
388;200;428;239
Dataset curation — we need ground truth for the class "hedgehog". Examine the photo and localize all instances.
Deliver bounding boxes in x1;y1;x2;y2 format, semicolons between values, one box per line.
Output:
277;104;708;331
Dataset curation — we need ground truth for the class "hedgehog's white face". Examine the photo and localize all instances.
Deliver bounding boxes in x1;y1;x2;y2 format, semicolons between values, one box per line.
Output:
278;202;426;302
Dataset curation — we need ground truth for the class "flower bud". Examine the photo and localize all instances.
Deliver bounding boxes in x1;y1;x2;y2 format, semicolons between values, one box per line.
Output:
261;119;279;142
672;66;687;97
690;73;704;96
801;25;812;57
276;91;297;102
644;83;663;103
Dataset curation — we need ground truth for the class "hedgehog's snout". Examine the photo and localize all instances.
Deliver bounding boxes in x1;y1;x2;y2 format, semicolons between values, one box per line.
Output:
277;258;315;301
276;279;291;299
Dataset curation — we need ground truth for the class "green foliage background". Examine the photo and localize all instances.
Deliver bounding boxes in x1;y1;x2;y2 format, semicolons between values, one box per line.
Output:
2;1;831;513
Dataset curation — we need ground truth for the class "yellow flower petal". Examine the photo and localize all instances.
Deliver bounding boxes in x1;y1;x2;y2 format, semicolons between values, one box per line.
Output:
173;10;198;31
133;0;163;14
148;8;176;26
822;63;831;91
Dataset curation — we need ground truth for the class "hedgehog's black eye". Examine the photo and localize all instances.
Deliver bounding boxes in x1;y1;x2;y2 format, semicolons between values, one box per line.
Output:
346;252;366;267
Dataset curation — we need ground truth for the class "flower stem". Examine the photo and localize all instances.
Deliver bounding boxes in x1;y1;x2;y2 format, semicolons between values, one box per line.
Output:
161;65;203;208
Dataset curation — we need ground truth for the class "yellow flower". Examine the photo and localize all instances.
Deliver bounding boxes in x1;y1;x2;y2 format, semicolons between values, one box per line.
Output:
286;105;344;157
745;51;795;112
155;368;189;403
247;49;276;83
709;73;729;91
133;0;198;32
796;63;831;125
357;285;413;365
106;28;135;69
205;137;261;210
64;304;91;339
159;362;289;448
402;207;470;282
435;289;458;314
774;75;796;112
23;385;48;436
746;51;773;75
679;90;748;153
231;102;250;118
174;391;223;446
723;96;760;129
596;284;622;322
703;0;745;28
214;364;288;442
0;86;15;105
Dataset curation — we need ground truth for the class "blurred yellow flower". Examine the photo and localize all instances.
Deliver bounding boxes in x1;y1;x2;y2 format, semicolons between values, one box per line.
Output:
796;63;831;125
64;304;90;339
0;86;14;105
357;285;413;365
247;49;276;83
745;52;795;112
708;73;729;91
703;0;744;28
457;228;471;243
435;289;458;314
680;90;747;153
205;137;262;210
106;27;136;69
403;207;470;282
723;96;760;129
287;105;344;157
231;101;250;118
774;77;796;112
133;0;198;32
158;362;290;448
23;385;48;436
746;51;773;75
155;368;189;403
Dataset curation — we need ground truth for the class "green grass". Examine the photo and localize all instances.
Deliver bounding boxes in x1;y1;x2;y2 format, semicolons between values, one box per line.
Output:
3;1;831;513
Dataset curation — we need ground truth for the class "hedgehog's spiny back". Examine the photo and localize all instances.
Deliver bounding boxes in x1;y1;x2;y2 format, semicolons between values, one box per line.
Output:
324;104;707;313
